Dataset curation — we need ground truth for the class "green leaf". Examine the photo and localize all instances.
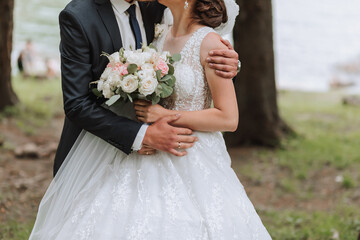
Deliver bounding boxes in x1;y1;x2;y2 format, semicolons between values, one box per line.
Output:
168;64;174;75
152;95;161;105
171;53;181;62
123;94;128;101
146;94;153;102
148;43;158;51
159;83;173;98
166;75;176;87
168;64;175;75
127;94;133;103
105;95;120;106
156;70;162;81
91;88;103;98
155;84;163;96
119;90;127;99
160;75;171;82
127;64;138;74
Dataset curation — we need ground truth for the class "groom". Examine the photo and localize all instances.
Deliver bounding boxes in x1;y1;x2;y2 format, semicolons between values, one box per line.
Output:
54;0;239;176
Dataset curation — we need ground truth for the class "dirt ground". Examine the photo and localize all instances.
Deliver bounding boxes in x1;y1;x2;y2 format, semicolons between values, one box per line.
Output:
0;115;63;223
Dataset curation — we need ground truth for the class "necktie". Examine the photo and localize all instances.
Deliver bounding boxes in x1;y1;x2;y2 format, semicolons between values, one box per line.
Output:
127;4;143;50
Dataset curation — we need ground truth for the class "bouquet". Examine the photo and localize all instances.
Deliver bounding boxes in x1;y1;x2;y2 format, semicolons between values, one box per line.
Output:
92;44;181;106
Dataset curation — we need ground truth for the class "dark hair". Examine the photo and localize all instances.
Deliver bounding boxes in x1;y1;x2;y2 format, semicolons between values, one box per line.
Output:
192;0;228;28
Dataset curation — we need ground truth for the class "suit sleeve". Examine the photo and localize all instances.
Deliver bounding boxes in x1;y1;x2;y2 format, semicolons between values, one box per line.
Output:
59;10;142;154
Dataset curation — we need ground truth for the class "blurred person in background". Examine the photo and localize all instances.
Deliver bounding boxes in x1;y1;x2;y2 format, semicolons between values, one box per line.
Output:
17;39;60;79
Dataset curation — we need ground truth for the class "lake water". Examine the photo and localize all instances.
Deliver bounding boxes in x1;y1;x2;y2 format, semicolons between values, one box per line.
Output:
13;0;360;92
273;0;360;92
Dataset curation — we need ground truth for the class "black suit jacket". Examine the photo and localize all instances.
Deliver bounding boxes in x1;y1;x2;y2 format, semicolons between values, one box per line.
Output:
54;0;166;176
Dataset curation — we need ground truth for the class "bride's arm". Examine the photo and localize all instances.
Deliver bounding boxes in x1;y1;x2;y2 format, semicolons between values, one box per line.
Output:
135;33;238;132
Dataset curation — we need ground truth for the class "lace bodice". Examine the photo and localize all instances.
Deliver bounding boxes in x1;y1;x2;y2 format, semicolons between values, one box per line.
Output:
154;27;215;111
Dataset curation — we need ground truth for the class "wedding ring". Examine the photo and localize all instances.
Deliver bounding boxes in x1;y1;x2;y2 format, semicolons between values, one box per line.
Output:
237;60;241;73
178;142;181;149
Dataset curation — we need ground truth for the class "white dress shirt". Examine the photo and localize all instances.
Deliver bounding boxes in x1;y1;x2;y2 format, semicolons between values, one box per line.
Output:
110;0;147;50
110;0;148;151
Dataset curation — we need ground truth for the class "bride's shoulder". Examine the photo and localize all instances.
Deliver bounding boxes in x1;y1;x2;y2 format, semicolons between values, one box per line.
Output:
200;31;227;63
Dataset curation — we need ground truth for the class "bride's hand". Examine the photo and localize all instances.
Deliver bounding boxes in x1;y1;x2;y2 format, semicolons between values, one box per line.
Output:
134;100;170;123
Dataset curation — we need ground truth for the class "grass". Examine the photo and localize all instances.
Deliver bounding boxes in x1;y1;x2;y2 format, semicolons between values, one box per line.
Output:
0;221;34;240
276;91;360;172
1;79;360;239
253;91;360;181
0;75;63;135
261;206;360;240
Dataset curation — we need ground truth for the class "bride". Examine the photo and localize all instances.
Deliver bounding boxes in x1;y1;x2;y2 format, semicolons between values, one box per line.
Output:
29;0;272;239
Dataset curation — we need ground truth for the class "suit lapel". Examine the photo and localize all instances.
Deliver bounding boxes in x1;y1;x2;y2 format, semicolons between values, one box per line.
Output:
139;2;154;44
95;0;122;51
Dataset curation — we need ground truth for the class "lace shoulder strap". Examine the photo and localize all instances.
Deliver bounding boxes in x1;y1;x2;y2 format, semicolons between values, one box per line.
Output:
180;26;216;70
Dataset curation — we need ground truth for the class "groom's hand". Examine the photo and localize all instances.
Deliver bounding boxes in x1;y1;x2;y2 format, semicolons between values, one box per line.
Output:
206;38;239;79
137;145;156;156
142;114;198;157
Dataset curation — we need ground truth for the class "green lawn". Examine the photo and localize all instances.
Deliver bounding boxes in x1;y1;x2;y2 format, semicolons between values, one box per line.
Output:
262;207;360;240
0;76;63;135
1;78;360;239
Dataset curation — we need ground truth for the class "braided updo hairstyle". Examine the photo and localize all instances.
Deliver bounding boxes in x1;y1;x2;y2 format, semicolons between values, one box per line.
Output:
192;0;228;28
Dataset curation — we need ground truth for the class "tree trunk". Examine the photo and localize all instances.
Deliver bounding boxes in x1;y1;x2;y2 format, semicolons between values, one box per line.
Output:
225;0;292;147
0;0;18;110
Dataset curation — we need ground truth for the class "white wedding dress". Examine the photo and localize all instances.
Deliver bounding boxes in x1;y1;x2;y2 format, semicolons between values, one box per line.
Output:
29;27;272;240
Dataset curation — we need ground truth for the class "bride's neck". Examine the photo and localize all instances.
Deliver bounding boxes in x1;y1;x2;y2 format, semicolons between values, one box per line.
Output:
168;5;195;37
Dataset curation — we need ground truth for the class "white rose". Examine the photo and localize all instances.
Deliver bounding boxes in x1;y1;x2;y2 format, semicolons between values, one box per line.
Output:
143;46;157;54
102;82;114;99
160;51;171;61
97;79;104;91
149;52;161;64
140;63;155;71
110;52;120;63
121;75;139;93
126;52;146;66
123;50;132;59
107;72;122;88
137;69;155;81
100;67;112;80
142;52;153;63
139;77;158;96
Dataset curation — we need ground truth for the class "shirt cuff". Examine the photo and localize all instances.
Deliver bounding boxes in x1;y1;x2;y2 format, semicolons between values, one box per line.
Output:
131;123;149;151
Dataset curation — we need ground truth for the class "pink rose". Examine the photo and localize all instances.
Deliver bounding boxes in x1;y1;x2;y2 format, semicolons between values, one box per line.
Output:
119;64;129;76
155;60;169;76
113;63;128;76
